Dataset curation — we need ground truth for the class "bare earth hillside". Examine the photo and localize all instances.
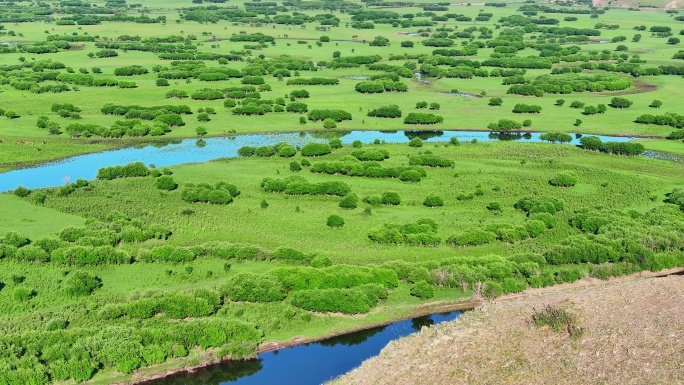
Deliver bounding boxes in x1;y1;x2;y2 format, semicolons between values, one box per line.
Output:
335;274;684;385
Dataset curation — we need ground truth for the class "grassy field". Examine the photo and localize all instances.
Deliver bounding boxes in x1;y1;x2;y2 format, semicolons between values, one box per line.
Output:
0;0;683;169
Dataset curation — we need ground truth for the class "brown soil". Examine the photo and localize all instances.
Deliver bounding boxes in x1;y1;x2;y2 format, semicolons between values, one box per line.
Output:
334;270;684;385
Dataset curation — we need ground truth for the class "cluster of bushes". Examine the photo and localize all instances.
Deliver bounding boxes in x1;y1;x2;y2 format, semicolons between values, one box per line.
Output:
289;285;386;314
106;289;221;320
540;132;573;143
354;79;408;93
351;148;390;161
447;219;549;246
261;176;351;196
579;136;645;155
300;142;333;157
368;219;440;246
408;153;454;167
286;77;339;85
367;105;402;118
307;109;352;122
515;196;565;215
96;162;150;180
634;112;684;128
512;103;542;113
403;113;444;125
310;160;427;182
487;119;522;131
237;143;297;158
362;191;402;206
181;182;240;205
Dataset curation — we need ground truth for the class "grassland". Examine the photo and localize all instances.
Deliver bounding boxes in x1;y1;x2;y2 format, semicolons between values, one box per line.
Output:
0;0;683;170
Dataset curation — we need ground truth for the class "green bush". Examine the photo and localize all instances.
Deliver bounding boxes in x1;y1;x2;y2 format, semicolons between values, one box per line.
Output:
447;229;497;246
381;192;401;205
408;137;424;147
339;193;359;209
2;231;30;248
64;271;101;296
549;172;578;187
220;273;286;302
423;195;444;207
289;287;377;314
13;186;30;198
301;142;332;157
327;214;345;228
409;280;434;299
12;286;35;301
155;176;178;191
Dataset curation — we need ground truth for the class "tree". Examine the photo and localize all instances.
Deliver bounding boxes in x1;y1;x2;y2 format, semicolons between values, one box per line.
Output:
540;132;572;143
327;214;345;228
401;41;414;48
486;201;502;213
569;101;585;109
415;101;428;109
668;37;680;45
522;119;532;127
299;116;307;125
339;193;358;209
574;119;583;127
555;99;565;106
196;126;207;136
197;112;210;122
5;110;19;119
649;99;663;108
13;186;30;198
429;103;440;110
64;271;101;296
260;199;269;209
319;35;330;42
488;97;503;106
156;79;169;87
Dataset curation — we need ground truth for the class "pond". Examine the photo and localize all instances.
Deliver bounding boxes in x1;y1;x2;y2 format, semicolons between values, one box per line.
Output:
0;130;633;191
140;311;463;385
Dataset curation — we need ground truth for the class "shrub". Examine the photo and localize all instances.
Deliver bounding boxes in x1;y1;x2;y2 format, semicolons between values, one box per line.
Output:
512;104;542;113
301;142;332;156
408;137;424;147
278;145;296;158
12;286;35;301
64;271;101;296
323;118;337;129
2;231;29;248
352;149;390;161
609;97;632;108
404;113;443;125
339;194;359;209
220;273;285;302
367;105;402;118
549;172;578;187
423;195;444;207
410;281;434;300
155;176;178;191
447;228;497;246
289;161;302;172
381;192;401;205
569;101;585;108
409;154;453;167
327;214;345;228
488;97;503;106
531;304;582;338
13;186;30;198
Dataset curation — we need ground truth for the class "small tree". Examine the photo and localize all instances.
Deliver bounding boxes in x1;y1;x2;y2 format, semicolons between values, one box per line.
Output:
429;102;440;110
64;271;101;296
609;97;632;109
5;110;19;119
13;186;30;198
299;116;307;125
196;126;208;136
549;172;578;187
327;214;345;228
522;119;532;128
555;99;565;107
339;193;359;209
197;112;210;122
649;99;663;108
668;37;680;45
574;119;583;127
415;101;428;109
486;201;502;213
260;199;269;209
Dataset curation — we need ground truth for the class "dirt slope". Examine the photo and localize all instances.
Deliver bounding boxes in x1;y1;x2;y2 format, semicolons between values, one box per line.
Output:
334;274;684;385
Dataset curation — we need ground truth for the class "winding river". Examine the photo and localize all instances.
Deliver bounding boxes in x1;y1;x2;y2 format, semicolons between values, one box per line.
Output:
0;130;634;191
140;311;463;385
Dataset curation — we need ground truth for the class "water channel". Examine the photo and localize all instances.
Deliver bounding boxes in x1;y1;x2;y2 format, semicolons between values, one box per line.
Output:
0;130;634;191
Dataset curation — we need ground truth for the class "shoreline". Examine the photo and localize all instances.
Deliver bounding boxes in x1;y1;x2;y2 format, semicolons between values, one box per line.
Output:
119;298;478;385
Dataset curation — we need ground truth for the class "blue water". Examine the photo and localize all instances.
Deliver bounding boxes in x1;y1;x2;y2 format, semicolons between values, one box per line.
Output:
0;130;633;191
141;311;463;385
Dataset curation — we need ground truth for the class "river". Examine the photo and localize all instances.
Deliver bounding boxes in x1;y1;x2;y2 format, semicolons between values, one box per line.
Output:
0;130;633;191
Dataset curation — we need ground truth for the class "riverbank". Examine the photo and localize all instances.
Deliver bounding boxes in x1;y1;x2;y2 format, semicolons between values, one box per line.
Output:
334;268;684;385
108;298;477;385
